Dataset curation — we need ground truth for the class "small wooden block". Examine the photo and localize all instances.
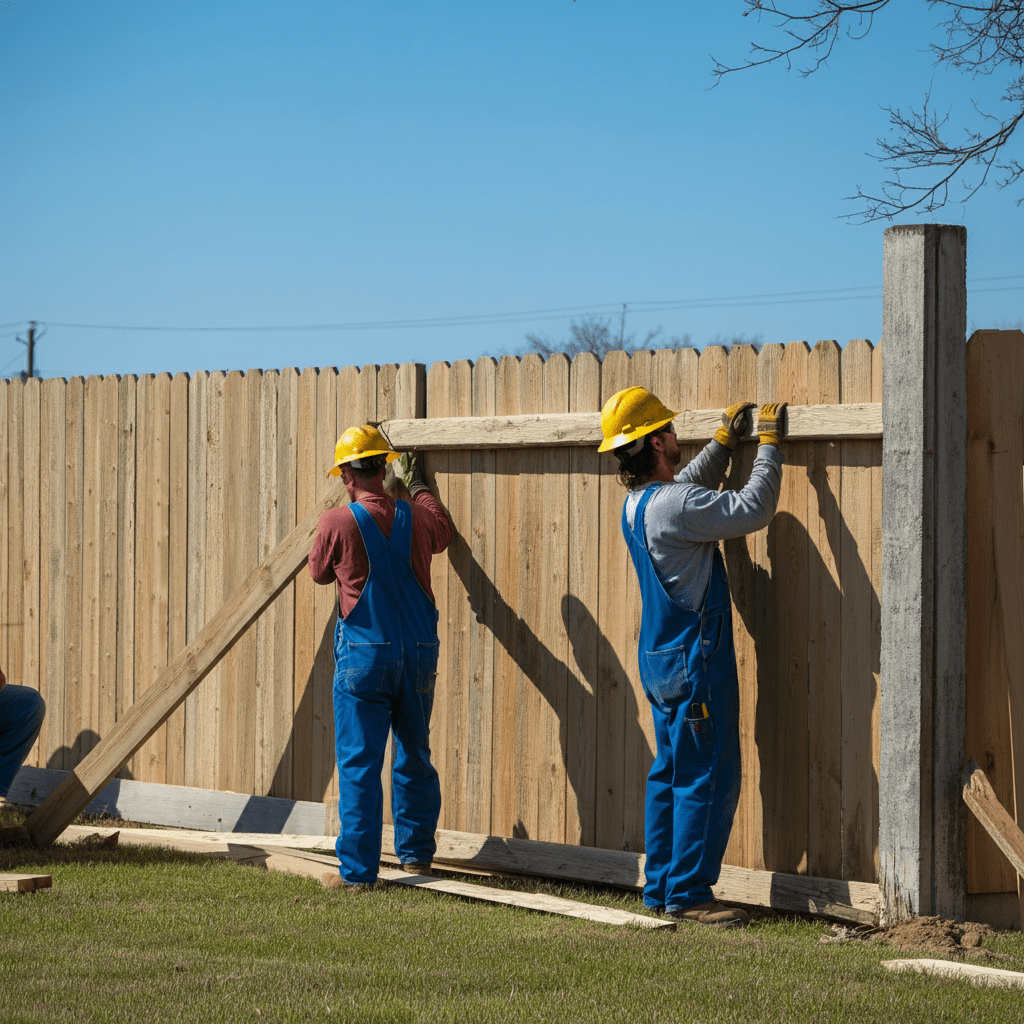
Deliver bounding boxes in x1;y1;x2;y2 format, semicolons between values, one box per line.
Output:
0;873;52;892
882;959;1024;989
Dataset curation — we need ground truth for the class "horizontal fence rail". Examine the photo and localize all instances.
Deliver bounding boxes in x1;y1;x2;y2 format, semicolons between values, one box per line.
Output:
1;341;885;883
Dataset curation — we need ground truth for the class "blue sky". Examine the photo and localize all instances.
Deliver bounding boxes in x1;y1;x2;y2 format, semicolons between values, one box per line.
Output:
2;0;1021;380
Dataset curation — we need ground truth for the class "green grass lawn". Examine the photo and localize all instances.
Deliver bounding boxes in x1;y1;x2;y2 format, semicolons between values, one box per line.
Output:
1;827;1022;1023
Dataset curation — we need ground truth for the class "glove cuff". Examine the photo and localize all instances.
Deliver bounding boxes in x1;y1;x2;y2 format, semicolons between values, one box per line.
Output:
407;483;431;498
713;426;738;449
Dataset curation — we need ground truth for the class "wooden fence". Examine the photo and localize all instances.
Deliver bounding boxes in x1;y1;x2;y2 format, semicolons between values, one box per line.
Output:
1;341;887;883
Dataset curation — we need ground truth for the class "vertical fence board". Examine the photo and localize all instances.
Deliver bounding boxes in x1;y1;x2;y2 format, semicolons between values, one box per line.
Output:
0;381;8;676
870;341;884;880
64;378;85;769
81;378;103;762
538;353;570;844
721;343;761;870
21;378;42;766
115;377;136;779
596;352;632;851
444;360;474;830
466;356;496;837
490;356;521;839
841;340;878;881
806;341;843;879
566;352;601;847
292;368;319;803
184;372;208;789
6;381;24;689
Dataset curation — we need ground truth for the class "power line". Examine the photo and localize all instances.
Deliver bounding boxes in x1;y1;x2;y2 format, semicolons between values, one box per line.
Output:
10;275;1023;335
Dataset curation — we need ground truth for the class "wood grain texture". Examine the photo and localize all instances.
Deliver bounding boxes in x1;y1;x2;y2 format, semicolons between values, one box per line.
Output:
962;759;1024;882
64;378;85;771
379;402;881;450
806;341;843;879
5;380;24;688
841;340;879;882
20;378;42;766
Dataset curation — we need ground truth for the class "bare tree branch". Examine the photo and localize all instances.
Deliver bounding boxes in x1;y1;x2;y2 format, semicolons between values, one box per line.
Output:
713;1;1024;220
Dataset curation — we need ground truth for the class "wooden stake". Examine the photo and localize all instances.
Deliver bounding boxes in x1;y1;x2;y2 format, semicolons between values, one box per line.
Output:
24;483;349;847
962;758;1024;882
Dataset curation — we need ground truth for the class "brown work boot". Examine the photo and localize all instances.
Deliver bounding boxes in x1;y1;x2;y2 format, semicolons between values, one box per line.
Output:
320;871;378;892
400;862;432;875
668;900;749;928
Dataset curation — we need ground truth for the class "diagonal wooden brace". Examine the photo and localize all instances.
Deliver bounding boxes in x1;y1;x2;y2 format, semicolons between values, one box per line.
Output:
25;483;349;847
962;758;1024;883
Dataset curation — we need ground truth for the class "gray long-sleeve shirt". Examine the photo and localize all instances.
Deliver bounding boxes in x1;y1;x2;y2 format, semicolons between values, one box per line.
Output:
624;439;784;612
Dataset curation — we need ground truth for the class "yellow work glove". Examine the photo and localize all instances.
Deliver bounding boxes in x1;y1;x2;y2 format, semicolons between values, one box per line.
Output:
757;403;788;447
714;401;756;449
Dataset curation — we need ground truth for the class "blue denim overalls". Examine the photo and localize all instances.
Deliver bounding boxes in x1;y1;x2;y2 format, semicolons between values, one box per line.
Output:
333;499;442;884
622;484;742;912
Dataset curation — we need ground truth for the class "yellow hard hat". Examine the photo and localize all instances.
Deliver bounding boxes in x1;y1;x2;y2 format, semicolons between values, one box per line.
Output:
328;424;401;476
597;387;677;453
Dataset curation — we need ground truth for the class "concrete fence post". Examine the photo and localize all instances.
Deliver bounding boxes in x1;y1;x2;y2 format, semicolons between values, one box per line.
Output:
879;224;968;923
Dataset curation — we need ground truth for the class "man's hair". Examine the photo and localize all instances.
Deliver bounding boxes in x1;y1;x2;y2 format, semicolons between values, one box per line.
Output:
615;436;659;490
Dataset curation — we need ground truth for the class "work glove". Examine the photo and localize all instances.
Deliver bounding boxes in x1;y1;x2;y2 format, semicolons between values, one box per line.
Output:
393;452;429;497
714;401;756;449
757;403;788;447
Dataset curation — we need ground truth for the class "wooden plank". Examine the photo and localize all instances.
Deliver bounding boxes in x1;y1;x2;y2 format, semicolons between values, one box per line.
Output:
749;345;784;871
871;339;883;881
775;342;809;874
841;340;878;882
565;352;601;848
80;377;104;764
881;960;1024;990
115;377;136;780
962;759;1024;881
0;381;8;675
0;873;52;892
377;868;675;929
805;340;843;879
537;354;569;844
5;379;24;687
721;343;760;872
64;378;85;769
20;378;41;760
165;373;190;788
967;333;1019;893
312;366;339;816
291;368;318;803
12;766;326;835
622;348;654;856
426;360;453;831
514;353;545;841
23;475;353;847
489;356;521;839
378;402;882;450
466;357;496;837
184;372;208;789
595;352;631;852
444;359;473;831
137;373;171;785
95;377;119;756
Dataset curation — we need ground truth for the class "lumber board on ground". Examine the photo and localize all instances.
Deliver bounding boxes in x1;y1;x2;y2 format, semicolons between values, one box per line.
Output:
23;482;351;847
376;867;675;930
382;825;880;924
962;759;1024;881
881;959;1024;989
378;402;882;450
0;873;52;892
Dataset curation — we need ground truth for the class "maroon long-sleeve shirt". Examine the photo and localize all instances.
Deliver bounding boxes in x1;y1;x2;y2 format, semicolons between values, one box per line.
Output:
308;491;453;619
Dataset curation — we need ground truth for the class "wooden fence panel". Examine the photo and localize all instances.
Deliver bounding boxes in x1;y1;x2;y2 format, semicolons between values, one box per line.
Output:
4;346;886;885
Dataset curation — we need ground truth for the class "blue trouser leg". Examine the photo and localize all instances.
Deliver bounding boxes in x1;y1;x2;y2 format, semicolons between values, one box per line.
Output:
333;676;393;885
0;685;45;797
643;708;675;908
390;648;440;864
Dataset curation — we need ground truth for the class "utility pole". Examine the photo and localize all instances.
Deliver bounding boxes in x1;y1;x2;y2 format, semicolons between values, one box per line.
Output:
17;321;42;380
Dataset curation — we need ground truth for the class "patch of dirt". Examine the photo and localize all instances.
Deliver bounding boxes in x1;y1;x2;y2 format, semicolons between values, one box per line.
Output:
875;916;1008;963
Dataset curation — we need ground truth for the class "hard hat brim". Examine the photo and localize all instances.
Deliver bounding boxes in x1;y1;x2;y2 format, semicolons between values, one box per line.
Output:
328;449;401;476
597;414;676;453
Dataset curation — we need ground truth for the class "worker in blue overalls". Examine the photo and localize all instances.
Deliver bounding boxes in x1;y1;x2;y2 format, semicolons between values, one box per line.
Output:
598;387;786;926
310;426;452;890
